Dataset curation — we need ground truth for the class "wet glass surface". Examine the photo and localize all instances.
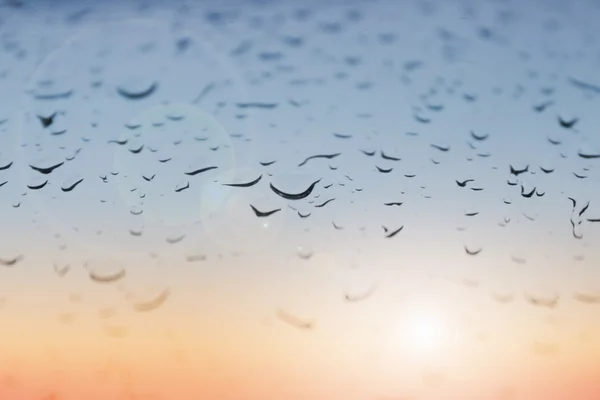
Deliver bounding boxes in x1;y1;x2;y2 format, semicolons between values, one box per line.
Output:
0;0;600;399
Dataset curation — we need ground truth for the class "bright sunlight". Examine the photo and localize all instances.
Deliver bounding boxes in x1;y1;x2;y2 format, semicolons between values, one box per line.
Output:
398;310;448;357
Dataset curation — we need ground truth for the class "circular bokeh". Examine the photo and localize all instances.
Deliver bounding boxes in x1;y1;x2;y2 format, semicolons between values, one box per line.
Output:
112;102;236;228
17;17;249;255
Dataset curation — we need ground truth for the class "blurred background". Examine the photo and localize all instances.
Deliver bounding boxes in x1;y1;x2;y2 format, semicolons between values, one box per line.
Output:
1;0;600;399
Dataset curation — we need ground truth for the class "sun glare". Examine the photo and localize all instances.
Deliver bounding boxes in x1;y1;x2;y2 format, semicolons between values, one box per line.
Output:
403;312;445;353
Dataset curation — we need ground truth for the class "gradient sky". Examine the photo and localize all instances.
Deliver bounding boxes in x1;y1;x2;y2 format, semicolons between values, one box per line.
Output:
1;0;600;399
